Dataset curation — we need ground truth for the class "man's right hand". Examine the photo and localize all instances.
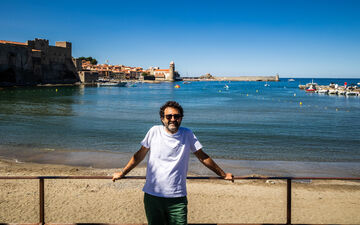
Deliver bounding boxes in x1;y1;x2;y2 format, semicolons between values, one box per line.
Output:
112;171;124;182
224;173;234;182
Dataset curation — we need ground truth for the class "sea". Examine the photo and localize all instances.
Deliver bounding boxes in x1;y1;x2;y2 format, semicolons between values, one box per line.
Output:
1;78;360;177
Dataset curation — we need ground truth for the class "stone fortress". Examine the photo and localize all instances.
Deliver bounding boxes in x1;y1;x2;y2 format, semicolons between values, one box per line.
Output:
0;38;79;86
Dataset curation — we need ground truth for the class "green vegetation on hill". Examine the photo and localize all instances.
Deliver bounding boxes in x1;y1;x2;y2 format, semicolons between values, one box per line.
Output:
77;57;98;65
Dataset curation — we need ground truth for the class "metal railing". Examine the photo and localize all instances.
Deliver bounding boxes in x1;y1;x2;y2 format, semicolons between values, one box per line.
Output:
1;176;359;225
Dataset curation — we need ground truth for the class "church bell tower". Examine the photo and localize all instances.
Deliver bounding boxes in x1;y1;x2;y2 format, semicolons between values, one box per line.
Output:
168;61;175;81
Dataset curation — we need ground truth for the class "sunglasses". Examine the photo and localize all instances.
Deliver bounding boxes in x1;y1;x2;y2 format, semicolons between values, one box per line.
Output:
164;114;182;120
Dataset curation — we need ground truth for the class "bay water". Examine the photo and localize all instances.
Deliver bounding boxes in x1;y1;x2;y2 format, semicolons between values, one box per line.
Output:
1;78;359;177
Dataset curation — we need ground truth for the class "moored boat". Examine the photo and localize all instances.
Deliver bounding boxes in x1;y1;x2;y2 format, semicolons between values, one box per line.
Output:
346;91;358;96
338;90;346;95
317;89;328;94
97;81;127;87
328;89;338;95
306;84;316;92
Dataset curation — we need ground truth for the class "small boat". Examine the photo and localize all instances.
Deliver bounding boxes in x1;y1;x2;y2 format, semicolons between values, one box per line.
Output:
127;82;137;87
306;84;316;92
97;82;127;87
224;84;229;90
288;79;295;82
346;91;358;96
338;90;346;95
183;81;191;84
317;89;328;94
328;89;338;95
264;82;270;87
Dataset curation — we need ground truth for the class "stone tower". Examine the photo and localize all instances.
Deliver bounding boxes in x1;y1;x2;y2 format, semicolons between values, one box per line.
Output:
168;61;175;81
275;73;280;81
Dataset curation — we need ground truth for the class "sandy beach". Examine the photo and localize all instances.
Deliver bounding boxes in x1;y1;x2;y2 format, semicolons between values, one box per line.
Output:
1;158;359;224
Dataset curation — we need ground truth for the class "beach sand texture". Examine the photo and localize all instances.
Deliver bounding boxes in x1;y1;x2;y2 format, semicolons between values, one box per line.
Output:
1;159;360;224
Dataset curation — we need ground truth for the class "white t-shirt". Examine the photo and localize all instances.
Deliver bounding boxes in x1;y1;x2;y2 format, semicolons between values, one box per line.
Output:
141;125;203;198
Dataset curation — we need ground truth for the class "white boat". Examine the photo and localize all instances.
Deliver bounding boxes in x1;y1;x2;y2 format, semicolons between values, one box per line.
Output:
127;82;137;87
288;79;295;82
97;82;127;87
306;84;316;92
264;82;270;87
317;89;328;94
328;89;338;95
338;90;346;95
346;91;358;96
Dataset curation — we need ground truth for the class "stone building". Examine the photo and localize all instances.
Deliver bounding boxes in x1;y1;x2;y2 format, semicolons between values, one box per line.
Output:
0;38;79;86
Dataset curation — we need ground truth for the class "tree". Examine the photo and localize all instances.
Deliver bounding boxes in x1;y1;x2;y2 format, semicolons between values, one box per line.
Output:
77;57;98;65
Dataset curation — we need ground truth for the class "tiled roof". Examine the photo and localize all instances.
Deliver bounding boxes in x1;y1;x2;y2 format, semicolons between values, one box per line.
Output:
0;40;28;46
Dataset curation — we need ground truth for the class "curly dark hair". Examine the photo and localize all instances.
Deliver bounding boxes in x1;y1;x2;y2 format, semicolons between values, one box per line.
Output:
159;101;184;118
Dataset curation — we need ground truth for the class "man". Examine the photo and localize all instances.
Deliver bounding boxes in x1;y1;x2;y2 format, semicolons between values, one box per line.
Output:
112;101;233;225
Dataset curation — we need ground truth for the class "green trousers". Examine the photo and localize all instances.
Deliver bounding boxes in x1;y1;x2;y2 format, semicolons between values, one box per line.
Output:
144;193;188;225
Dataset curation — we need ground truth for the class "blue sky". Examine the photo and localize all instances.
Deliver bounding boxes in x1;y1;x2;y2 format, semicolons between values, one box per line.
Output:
1;0;359;78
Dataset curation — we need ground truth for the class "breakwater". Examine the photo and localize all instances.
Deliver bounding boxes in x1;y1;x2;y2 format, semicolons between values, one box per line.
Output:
215;75;279;81
299;82;360;96
182;75;279;81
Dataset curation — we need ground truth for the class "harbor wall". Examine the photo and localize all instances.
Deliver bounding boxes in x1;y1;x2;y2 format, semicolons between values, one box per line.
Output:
183;75;279;81
215;75;279;81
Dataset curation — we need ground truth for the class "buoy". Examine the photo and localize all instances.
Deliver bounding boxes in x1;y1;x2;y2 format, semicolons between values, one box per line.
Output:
256;90;258;93
246;94;248;96
299;102;303;106
56;89;58;92
336;108;339;111
174;85;180;88
294;93;296;97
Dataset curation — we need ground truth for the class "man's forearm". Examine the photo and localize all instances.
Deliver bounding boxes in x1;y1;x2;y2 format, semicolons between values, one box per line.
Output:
115;146;149;179
122;153;142;175
122;148;147;174
201;157;226;177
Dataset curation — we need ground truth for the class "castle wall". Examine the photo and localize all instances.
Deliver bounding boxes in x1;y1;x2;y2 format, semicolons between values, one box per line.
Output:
78;71;99;83
0;39;79;86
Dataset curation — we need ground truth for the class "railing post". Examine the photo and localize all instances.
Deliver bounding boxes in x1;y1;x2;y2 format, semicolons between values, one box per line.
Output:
287;178;292;225
39;178;45;225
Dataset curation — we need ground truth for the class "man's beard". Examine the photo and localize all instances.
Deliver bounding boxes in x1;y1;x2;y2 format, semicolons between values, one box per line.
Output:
164;121;180;133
